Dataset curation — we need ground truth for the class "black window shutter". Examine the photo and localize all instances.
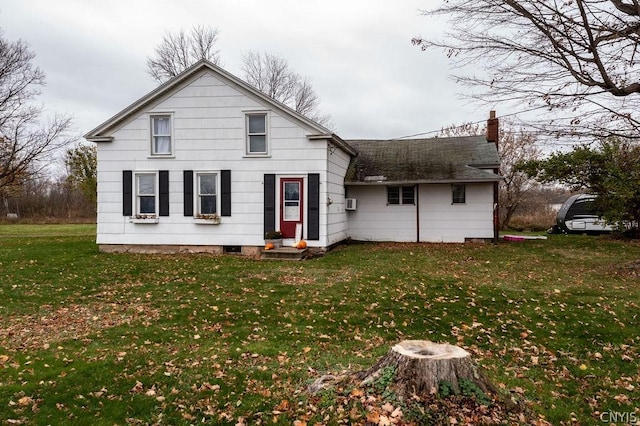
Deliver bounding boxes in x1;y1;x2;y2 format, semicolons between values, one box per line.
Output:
264;174;276;235
183;170;193;216
221;170;231;216
123;170;132;216
308;173;320;240
159;170;169;216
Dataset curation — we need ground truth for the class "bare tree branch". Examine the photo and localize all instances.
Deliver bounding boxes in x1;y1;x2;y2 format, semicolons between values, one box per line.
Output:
240;51;331;127
147;25;221;83
414;0;640;140
438;120;541;228
0;30;75;196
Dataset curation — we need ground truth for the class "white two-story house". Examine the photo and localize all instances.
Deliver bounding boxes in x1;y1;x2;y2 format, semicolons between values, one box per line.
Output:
84;60;501;253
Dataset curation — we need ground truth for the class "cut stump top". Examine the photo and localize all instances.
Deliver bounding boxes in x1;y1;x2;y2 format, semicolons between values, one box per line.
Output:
392;340;470;360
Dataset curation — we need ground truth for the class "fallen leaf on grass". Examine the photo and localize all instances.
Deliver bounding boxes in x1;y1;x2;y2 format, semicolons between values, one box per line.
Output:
366;410;380;424
381;402;395;413
275;399;290;411
130;381;144;394
351;388;364;397
17;396;34;407
379;415;391;426
614;394;630;404
391;407;403;418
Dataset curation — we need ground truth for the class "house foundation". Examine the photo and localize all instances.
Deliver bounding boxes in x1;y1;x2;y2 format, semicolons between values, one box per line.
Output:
99;244;234;255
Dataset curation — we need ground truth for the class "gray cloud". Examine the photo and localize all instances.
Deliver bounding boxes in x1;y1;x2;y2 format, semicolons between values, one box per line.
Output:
2;0;486;141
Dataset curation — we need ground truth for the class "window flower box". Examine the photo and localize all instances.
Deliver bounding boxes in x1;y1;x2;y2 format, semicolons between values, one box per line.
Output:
194;214;221;225
130;214;159;224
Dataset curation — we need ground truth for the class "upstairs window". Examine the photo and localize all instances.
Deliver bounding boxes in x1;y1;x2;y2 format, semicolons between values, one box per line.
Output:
387;186;415;205
246;113;267;155
151;115;172;155
452;184;466;204
197;173;218;215
136;173;157;215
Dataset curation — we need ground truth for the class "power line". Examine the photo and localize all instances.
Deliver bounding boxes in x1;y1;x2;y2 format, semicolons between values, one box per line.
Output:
390;104;552;140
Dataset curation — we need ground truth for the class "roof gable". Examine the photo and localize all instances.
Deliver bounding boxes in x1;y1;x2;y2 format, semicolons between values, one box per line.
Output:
84;59;356;154
345;136;501;184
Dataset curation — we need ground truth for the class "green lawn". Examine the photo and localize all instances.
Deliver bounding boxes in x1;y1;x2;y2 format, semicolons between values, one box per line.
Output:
0;226;638;424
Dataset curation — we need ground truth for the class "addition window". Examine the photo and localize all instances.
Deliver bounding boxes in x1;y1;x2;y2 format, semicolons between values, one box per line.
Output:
246;113;267;155
197;173;218;215
387;186;415;205
151;115;172;155
452;184;466;204
136;173;157;215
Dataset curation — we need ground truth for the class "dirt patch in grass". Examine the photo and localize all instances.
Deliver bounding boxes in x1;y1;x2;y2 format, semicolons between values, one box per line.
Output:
617;259;640;278
0;302;160;351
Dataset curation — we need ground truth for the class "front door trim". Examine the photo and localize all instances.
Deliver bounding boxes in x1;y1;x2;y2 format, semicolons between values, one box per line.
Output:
279;177;304;239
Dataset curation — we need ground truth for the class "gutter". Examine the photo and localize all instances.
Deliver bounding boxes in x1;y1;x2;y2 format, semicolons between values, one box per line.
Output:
345;178;503;186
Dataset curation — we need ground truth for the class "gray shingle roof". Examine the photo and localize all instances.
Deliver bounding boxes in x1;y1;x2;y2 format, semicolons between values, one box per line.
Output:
345;136;501;184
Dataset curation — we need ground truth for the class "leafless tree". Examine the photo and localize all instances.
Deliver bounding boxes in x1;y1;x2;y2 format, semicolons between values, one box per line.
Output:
498;125;541;228
414;0;640;140
0;30;75;200
438;119;541;229
147;25;222;83
438;122;484;138
241;51;331;127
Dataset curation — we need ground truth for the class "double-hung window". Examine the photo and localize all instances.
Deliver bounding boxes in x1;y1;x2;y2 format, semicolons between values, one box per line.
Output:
151;115;172;155
452;184;466;204
197;173;218;215
136;173;157;215
246;113;267;155
387;186;415;205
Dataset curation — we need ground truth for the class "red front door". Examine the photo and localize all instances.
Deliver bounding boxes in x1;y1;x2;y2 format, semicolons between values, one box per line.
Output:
280;178;304;238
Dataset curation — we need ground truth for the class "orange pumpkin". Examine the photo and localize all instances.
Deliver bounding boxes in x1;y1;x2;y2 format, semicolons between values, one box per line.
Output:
264;242;275;250
296;240;307;249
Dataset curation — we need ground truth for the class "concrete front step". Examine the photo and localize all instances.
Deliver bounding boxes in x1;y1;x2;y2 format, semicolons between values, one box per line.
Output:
261;247;309;260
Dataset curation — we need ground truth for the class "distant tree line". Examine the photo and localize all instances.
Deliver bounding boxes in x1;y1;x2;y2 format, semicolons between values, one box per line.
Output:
1;143;96;221
0;27;88;222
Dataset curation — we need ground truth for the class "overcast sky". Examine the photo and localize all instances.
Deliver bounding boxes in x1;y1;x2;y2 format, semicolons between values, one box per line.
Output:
2;0;492;142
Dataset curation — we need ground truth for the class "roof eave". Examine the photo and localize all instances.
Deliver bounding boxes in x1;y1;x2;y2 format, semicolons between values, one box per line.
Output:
85;136;114;143
345;177;503;185
308;133;357;156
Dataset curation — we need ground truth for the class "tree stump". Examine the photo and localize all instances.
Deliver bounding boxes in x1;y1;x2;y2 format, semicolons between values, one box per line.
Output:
355;340;496;399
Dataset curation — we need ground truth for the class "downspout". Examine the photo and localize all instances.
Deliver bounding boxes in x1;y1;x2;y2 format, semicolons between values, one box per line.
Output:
493;181;499;243
487;110;500;243
416;184;420;243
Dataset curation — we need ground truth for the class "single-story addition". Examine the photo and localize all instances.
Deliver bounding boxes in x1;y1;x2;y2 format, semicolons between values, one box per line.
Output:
84;59;501;254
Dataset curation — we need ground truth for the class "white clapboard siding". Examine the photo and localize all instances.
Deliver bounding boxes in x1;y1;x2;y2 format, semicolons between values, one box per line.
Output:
96;67;338;248
326;145;351;245
419;184;494;243
346;186;418;242
346;183;495;243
